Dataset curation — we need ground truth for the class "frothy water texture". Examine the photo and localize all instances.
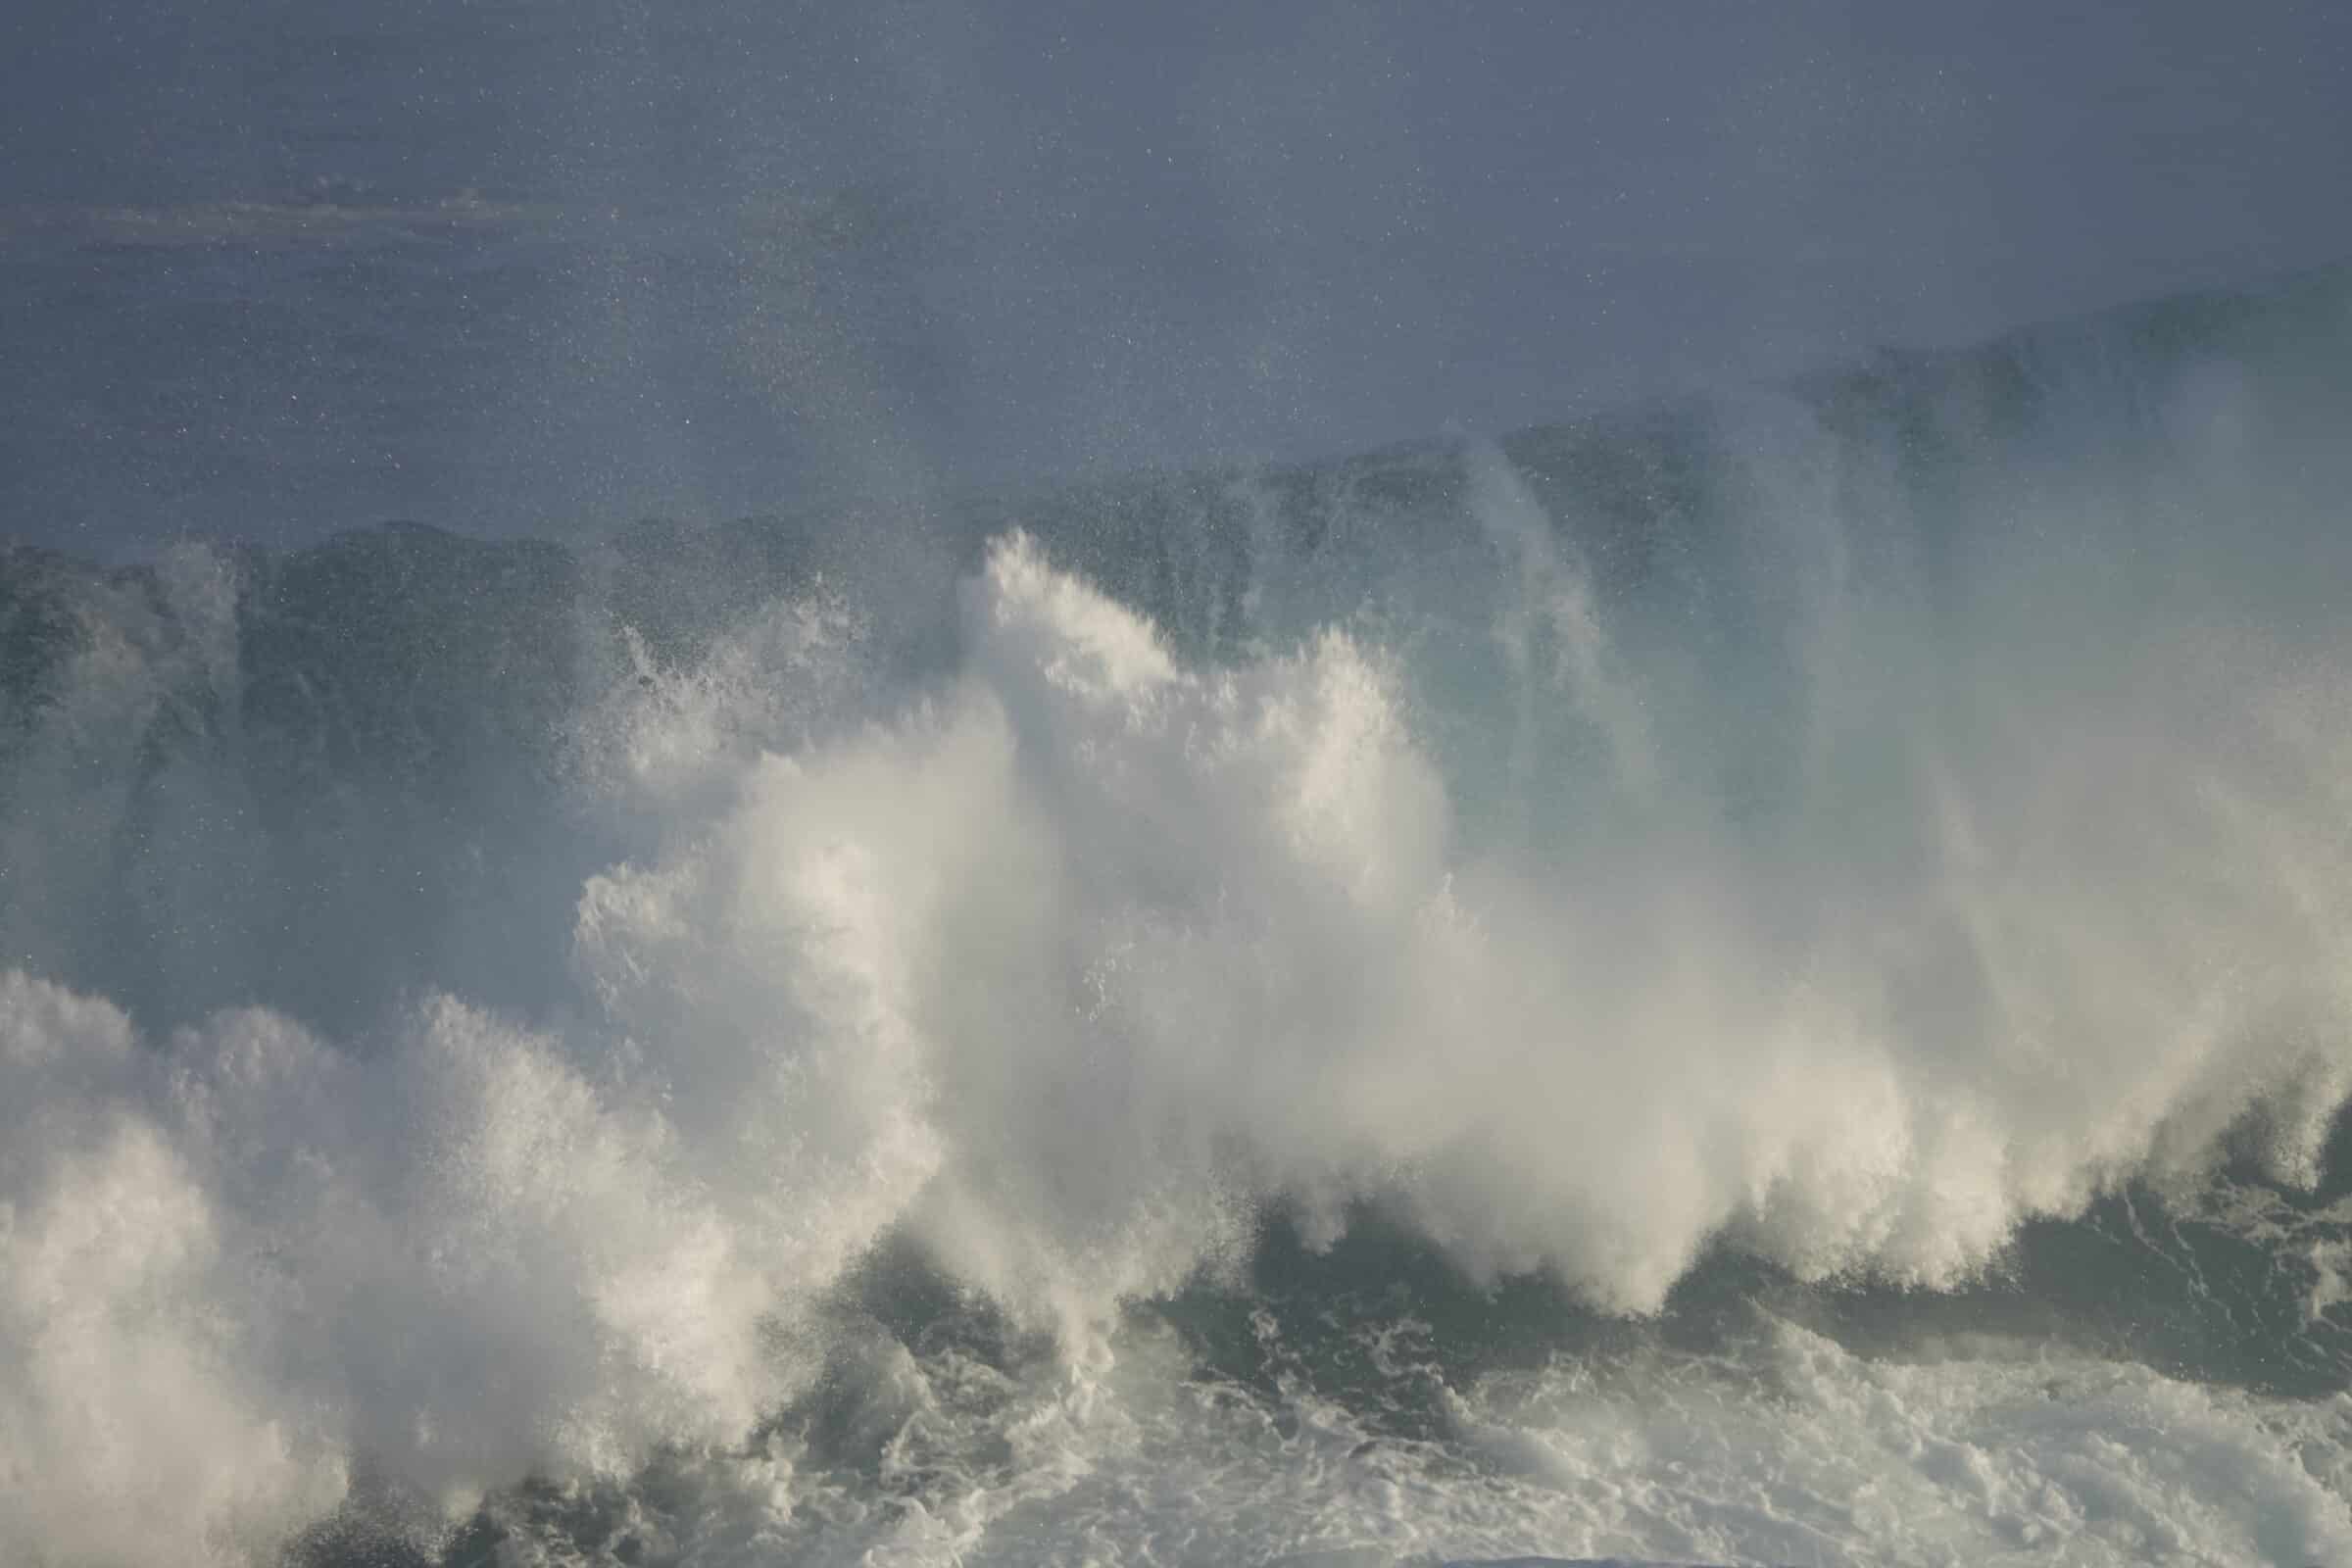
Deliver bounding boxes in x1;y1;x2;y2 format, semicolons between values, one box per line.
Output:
5;269;2352;1565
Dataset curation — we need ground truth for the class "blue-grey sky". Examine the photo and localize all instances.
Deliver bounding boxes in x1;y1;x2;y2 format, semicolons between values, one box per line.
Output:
4;1;2348;553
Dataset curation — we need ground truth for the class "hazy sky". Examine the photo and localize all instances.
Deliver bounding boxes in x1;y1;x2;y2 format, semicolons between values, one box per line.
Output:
5;1;2349;552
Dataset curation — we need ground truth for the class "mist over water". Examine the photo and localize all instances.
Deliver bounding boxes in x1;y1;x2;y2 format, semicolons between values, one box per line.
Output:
5;269;2352;1565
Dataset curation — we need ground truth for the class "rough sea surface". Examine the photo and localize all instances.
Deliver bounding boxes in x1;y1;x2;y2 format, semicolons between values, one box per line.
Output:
5;267;2352;1565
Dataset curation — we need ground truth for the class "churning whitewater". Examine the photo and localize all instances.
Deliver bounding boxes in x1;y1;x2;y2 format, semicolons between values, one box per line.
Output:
5;270;2352;1566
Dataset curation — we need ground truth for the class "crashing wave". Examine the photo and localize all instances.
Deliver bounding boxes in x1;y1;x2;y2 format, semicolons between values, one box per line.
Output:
4;266;2352;1566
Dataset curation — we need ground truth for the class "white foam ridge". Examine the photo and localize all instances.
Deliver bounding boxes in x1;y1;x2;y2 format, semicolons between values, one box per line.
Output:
6;327;2352;1560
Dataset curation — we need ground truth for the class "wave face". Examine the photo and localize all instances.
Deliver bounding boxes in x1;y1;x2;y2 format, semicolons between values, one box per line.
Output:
5;268;2352;1566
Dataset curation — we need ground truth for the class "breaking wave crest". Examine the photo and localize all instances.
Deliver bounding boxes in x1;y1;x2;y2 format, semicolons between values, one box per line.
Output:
5;270;2352;1565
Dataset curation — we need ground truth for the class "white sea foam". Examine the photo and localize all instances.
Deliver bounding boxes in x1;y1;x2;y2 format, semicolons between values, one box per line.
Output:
6;487;2352;1560
9;285;2352;1561
384;1312;2352;1565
